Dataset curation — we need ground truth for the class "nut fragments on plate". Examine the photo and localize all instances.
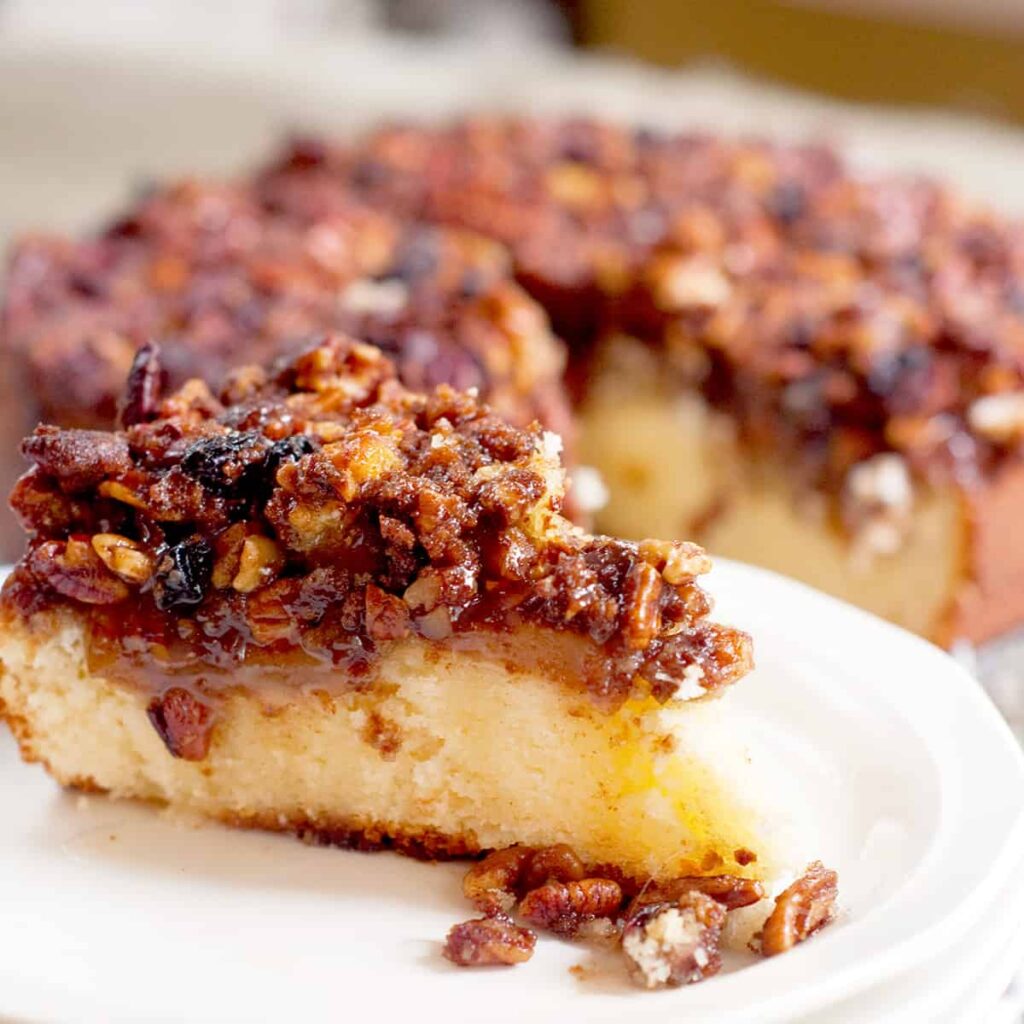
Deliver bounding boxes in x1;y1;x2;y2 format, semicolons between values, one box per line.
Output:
0;334;818;898
445;844;839;988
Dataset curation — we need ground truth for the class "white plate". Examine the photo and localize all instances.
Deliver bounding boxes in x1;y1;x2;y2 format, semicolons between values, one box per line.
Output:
793;843;1024;1022
0;560;1022;1023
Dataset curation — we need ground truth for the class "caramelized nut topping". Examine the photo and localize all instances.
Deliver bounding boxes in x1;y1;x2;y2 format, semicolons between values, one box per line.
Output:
4;177;569;443
628;874;766;915
443;915;536;967
463;847;534;914
28;539;130;605
520;844;586;893
760;862;839;957
6;336;751;712
260;117;1024;507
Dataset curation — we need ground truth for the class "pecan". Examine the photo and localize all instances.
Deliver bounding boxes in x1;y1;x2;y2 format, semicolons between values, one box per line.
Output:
760;862;838;957
90;533;155;584
520;844;586;893
463;847;533;914
28;539;130;605
118;341;167;427
443;915;536;967
22;426;133;492
637;538;711;584
623;561;662;650
621;891;725;989
364;583;410;641
519;879;624;938
211;523;249;589
629;874;765;915
147;687;215;761
231;535;284;593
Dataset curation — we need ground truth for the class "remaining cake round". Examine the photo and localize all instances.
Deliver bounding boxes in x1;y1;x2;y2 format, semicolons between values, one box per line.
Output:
259;118;1024;644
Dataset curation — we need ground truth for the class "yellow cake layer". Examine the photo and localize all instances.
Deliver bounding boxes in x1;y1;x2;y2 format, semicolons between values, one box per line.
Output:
0;611;790;882
579;337;966;642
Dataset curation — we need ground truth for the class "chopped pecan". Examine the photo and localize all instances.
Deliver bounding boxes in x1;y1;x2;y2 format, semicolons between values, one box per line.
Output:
231;535;284;593
118;341;167;427
638;538;711;584
519;878;624;938
760;862;838;957
147;687;215;761
520;844;586;893
28;539;130;605
621;891;725;989
22;426;133;492
90;533;155;584
364;583;410;641
629;874;765;914
443;915;536;967
463;847;533;914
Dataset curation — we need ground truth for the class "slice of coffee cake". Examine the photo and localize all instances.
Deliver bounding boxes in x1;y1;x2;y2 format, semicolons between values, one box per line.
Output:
0;335;782;883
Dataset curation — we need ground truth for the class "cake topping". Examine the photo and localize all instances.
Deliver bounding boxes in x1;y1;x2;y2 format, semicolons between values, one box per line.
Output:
3;178;569;441
261;117;1024;497
5;335;750;709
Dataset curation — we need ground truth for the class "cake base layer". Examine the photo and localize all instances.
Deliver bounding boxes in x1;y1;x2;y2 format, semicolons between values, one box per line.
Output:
578;338;1024;645
0;612;786;883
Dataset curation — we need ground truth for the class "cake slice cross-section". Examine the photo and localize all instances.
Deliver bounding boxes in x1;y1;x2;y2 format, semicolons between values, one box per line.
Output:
0;335;780;884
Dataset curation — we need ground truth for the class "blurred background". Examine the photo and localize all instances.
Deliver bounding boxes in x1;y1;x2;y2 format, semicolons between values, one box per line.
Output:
4;0;1024;247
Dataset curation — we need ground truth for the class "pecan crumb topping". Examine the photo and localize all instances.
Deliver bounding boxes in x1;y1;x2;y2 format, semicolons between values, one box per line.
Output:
4;335;750;716
621;892;726;989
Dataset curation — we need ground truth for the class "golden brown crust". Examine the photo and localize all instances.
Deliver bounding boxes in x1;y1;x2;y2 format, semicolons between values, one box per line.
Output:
221;808;484;861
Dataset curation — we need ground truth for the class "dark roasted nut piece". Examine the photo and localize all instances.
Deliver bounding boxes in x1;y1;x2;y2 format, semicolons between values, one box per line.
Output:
761;862;838;957
463;847;533;914
146;686;215;761
442;915;536;967
621;892;725;989
520;844;586;893
118;341;167;427
28;539;130;605
629;874;765;915
152;536;214;611
518;878;624;938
